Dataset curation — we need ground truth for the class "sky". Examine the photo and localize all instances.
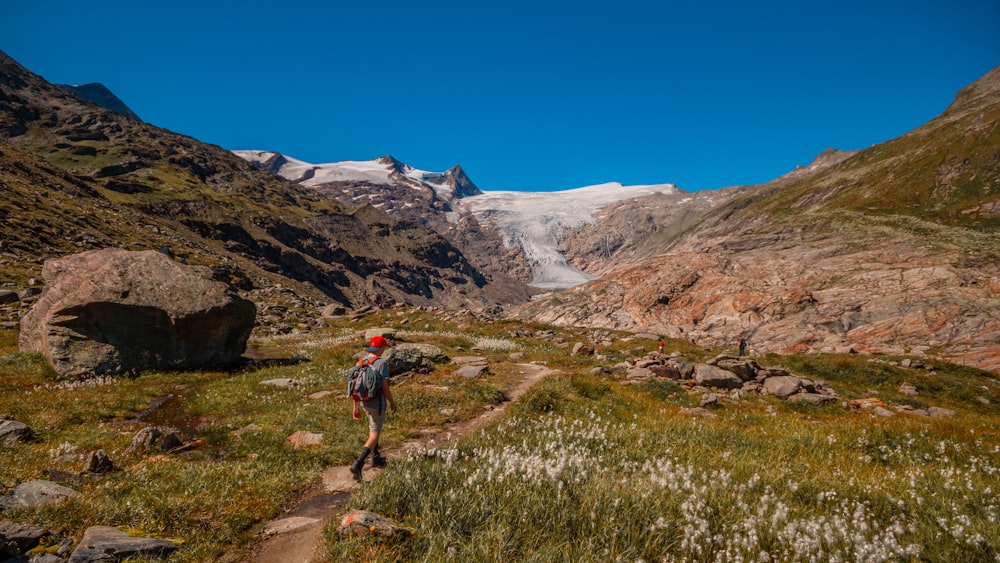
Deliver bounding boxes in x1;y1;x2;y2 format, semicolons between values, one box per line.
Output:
2;0;998;192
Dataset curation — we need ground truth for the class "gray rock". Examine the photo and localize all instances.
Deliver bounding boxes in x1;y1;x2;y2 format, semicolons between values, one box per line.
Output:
677;362;696;379
678;407;719;418
693;364;744;390
19;249;256;378
0;481;79;510
455;365;488;378
786;392;838;405
0;290;17;304
84;450;114;474
0;419;32;443
384;343;448;374
700;394;719;407
928;407;956;418
710;356;760;381
364;327;396;341
68;526;177;562
626;366;655;381
763;376;802;398
260;378;300;388
873;406;896;417
0;520;47;554
452;356;488;366
320;304;347;317
899;382;918;395
339;510;412;540
649;364;682;379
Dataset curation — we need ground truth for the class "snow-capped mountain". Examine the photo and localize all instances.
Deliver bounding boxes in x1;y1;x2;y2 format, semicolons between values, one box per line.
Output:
234;150;679;289
233;151;480;201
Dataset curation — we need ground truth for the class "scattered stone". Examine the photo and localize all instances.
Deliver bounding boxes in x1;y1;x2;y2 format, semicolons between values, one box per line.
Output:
694;364;743;390
709;355;759;381
385;343;449;374
0;520;47;554
364;327;396;341
68;525;178;562
263;516;320;537
786;392;838;405
308;390;334;400
0;290;17;304
287;431;324;448
455;364;488;379
0;419;31;443
678;407;719;419
928;407;956;418
126;427;184;454
626;366;654;381
338;510;412;540
231;424;261;438
848;398;885;410
84;449;114;474
899;382;918;395
901;358;912;368
572;342;595;355
320;304;347;318
452;356;488;366
509;351;527;361
872;406;896;417
763;376;802;398
0;480;80;510
260;378;300;388
700;394;719;407
649;364;681;379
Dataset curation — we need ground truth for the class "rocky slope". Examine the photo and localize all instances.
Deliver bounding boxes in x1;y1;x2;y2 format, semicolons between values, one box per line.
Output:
0;50;530;333
515;67;1000;372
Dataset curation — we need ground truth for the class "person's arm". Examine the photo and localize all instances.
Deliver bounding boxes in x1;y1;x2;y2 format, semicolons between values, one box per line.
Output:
381;377;396;413
352;399;361;420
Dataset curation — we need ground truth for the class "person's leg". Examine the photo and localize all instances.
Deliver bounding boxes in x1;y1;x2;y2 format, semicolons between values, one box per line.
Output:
350;405;385;479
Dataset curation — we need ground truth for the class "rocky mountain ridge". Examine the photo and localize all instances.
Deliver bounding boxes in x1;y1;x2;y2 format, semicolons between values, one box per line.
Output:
515;66;1000;371
0;50;530;334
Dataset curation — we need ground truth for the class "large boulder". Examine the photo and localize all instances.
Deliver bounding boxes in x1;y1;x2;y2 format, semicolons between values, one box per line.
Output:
384;343;449;375
19;249;256;378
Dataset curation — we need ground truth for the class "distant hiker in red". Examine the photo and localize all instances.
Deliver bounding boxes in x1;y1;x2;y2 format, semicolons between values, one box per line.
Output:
348;335;396;481
738;336;748;357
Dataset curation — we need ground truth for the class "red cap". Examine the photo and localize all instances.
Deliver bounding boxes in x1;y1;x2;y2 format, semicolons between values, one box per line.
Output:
369;335;388;350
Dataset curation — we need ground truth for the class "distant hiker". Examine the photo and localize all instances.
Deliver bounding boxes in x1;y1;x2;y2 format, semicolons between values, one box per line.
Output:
658;339;664;354
738;336;748;357
348;335;396;481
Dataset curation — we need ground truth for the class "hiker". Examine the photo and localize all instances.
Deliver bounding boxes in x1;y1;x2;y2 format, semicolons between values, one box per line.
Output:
348;335;396;480
738;336;748;357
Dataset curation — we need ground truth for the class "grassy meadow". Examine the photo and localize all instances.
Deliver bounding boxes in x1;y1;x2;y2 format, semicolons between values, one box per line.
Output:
1;309;999;562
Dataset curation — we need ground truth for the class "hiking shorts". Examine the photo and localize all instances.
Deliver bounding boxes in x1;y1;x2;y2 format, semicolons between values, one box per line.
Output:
361;400;386;434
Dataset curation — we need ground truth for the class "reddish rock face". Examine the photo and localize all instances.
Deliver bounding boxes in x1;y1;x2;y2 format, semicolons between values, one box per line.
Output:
19;249;256;378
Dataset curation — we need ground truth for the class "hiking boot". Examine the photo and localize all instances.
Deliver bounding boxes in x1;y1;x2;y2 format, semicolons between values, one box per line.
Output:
371;455;387;468
349;460;364;481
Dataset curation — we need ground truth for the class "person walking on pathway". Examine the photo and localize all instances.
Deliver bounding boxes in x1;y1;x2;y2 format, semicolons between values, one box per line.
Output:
349;335;396;480
738;335;748;357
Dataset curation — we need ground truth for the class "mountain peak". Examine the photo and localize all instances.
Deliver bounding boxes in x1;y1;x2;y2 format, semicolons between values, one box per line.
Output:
59;83;141;121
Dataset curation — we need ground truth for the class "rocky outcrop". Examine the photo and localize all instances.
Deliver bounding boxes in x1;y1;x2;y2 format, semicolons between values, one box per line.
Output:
384;343;450;375
69;526;178;562
19;249;256;378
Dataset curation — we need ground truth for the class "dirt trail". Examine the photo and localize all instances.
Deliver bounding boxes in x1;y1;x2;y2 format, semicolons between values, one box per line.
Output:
242;363;556;563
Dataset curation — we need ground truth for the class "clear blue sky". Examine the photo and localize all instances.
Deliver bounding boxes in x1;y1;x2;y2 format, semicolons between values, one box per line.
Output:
3;0;997;192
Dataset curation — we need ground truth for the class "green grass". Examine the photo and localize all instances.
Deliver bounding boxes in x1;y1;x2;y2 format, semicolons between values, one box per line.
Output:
324;351;1000;562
